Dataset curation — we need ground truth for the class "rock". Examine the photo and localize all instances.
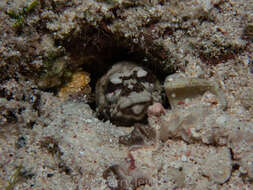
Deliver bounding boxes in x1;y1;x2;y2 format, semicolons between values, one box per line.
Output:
147;102;166;117
201;147;232;184
58;71;91;101
164;74;227;110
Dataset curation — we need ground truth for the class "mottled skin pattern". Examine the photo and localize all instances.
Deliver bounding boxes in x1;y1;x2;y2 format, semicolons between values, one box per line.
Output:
96;61;162;126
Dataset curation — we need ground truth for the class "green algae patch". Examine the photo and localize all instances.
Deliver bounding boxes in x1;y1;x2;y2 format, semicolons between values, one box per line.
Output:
7;0;39;28
38;56;71;90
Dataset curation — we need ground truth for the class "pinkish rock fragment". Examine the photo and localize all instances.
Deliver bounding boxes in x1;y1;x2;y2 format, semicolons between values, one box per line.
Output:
147;102;166;117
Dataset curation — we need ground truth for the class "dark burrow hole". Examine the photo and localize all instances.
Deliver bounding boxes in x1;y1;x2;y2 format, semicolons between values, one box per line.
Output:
50;24;173;125
74;47;171;113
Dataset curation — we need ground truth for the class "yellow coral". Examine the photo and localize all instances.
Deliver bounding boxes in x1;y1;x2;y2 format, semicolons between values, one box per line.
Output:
58;71;91;100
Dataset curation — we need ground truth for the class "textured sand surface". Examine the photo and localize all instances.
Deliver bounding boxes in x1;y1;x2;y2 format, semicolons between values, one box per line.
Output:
0;0;253;189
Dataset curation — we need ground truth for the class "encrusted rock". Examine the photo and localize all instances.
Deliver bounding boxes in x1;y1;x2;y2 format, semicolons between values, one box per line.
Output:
38;57;68;89
201;147;232;184
96;61;162;126
58;71;91;101
157;106;211;143
164;74;227;110
120;101;253;181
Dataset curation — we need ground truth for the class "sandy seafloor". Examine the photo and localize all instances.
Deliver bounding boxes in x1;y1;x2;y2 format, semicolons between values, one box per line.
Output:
0;0;253;189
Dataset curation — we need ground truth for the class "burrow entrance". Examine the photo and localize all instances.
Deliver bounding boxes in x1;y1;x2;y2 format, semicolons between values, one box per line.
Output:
47;24;174;124
59;24;172;84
